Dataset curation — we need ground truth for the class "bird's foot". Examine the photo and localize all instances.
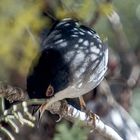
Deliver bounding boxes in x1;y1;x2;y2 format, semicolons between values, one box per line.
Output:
56;114;63;122
85;110;100;132
55;100;68;122
79;96;100;131
79;96;87;111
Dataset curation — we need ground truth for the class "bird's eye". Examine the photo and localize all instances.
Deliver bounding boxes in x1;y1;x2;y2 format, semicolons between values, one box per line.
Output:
45;84;54;97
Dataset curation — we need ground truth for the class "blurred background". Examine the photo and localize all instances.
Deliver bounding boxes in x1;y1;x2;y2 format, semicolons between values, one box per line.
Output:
0;0;140;140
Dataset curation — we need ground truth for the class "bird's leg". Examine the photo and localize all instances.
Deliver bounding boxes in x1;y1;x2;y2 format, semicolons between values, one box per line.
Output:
55;100;68;122
79;96;86;111
79;96;91;116
45;84;54;97
79;96;99;130
88;111;100;132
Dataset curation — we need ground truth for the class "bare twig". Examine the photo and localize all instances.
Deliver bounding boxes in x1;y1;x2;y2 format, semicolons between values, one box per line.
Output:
48;101;123;140
0;82;26;103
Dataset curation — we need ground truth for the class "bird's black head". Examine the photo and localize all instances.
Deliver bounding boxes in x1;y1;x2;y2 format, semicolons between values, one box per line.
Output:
27;48;70;99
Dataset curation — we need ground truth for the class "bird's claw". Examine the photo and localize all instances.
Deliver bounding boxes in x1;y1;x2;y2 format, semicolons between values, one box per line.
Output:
89;112;100;132
56;114;63;122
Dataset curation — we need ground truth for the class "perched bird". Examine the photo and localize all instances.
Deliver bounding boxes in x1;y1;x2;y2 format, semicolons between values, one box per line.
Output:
27;18;108;119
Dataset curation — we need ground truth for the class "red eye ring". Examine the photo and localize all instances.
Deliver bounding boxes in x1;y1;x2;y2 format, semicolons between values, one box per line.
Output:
46;84;54;97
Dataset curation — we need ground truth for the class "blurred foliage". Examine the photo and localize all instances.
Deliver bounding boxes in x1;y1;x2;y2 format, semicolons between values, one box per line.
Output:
54;121;89;140
114;0;140;48
95;0;140;49
98;2;114;16
55;0;95;22
0;0;47;81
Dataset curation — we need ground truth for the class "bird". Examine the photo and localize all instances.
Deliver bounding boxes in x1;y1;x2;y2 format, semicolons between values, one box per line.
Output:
27;18;108;120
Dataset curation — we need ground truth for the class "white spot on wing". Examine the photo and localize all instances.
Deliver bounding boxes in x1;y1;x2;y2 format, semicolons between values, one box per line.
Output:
43;30;59;45
87;31;93;35
99;44;103;48
90;54;98;61
79;32;84;35
77;82;83;88
73;28;78;31
75;51;85;61
88;75;94;83
54;34;62;40
72;51;85;69
55;39;64;44
64;23;70;26
50;30;59;36
80;29;85;32
74;32;79;35
75;71;81;78
60;42;67;47
65;51;75;62
75;22;79;27
83;40;89;46
80;67;85;73
75;44;79;48
94;34;100;38
90;46;100;54
90;42;94;46
97;38;102;43
56;22;66;27
78;38;83;43
74;66;86;79
71;34;78;37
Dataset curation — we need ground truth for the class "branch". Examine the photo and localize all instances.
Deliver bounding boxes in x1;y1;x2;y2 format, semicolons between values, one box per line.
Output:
0;82;27;102
48;101;123;140
0;83;123;140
